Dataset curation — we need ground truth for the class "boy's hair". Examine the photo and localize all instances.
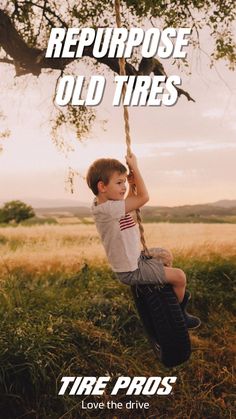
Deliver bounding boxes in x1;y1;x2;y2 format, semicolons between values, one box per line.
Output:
86;158;127;195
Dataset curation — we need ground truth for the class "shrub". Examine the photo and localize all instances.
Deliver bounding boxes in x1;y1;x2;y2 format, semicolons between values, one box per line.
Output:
0;200;35;224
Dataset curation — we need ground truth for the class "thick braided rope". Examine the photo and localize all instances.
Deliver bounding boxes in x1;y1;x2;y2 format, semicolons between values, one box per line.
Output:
114;0;149;256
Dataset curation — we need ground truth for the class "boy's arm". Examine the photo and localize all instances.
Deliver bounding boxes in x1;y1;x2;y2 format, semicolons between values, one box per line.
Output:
126;172;135;198
125;154;149;213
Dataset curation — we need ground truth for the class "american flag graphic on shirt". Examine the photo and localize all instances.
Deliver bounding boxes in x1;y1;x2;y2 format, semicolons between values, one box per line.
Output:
119;213;136;231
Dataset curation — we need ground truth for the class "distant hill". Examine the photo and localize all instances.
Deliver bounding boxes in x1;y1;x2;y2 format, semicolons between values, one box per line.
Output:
211;199;236;208
2;198;236;210
141;203;236;223
34;201;236;224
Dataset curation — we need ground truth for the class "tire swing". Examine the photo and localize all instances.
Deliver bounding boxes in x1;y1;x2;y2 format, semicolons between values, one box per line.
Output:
114;0;191;368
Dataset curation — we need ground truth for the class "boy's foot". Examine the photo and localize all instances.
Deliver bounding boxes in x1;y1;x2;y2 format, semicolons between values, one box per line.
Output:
180;290;191;310
180;291;201;329
182;311;201;329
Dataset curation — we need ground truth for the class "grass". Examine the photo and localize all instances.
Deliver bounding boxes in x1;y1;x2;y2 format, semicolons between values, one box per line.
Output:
0;224;235;418
0;223;236;272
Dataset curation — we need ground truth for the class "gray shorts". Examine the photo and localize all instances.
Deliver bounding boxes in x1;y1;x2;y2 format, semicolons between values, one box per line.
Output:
115;250;166;289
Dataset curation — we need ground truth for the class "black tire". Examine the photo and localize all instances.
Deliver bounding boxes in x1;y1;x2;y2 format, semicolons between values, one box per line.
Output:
131;284;191;368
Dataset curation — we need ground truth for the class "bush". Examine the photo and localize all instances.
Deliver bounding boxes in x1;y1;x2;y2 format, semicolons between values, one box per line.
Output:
0;200;35;224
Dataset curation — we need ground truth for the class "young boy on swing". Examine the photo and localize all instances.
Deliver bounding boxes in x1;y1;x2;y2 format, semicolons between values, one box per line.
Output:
87;153;200;329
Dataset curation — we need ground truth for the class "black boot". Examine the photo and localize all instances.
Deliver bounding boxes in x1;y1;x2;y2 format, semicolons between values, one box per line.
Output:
180;290;191;309
182;311;201;329
180;291;201;330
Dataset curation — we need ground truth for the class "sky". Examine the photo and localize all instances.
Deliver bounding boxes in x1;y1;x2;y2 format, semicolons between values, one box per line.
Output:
0;26;236;207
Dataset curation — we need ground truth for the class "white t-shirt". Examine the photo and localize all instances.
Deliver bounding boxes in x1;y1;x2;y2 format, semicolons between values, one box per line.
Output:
92;199;141;272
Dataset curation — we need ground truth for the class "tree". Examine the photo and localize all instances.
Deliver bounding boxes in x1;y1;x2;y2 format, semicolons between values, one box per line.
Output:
0;200;35;224
0;1;235;142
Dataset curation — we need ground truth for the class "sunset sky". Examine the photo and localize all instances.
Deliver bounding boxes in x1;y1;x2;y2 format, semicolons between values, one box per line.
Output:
0;28;236;207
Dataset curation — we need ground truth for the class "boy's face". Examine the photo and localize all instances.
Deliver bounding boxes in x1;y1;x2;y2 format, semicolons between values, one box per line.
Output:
98;171;127;200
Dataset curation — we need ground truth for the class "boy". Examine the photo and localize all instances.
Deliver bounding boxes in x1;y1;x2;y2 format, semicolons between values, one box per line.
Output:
87;154;200;329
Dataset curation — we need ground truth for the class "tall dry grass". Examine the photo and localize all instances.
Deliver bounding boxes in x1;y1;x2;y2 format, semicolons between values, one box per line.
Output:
0;223;235;274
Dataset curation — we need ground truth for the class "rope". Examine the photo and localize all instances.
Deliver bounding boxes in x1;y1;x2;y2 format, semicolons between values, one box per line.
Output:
114;0;150;256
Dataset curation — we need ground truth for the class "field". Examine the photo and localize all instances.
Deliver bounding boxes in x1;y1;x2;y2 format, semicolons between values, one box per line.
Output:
1;223;236;272
0;223;235;418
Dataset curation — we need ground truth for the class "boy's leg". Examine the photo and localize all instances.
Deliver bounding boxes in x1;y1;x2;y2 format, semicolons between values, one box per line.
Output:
117;259;185;303
163;268;201;329
163;266;186;303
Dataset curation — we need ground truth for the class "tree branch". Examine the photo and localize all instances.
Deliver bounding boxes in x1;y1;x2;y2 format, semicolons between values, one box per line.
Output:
138;57;195;102
0;57;14;65
0;9;43;75
18;0;68;28
0;9;195;101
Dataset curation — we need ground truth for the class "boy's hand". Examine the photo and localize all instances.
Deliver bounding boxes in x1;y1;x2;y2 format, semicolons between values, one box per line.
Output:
148;248;173;267
127;172;135;185
126;153;138;171
124;152;149;213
